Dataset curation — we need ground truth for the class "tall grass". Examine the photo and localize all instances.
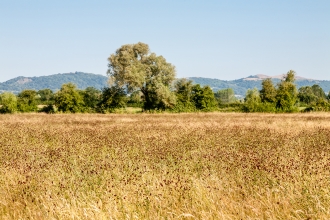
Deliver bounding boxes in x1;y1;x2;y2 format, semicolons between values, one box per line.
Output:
1;113;330;219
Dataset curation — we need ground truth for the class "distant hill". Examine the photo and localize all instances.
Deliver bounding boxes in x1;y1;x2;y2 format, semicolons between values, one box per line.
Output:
188;74;330;96
0;72;108;93
1;72;329;96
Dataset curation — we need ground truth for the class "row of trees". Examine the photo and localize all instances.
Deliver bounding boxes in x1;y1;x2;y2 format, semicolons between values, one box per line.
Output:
0;84;126;114
1;42;329;113
0;81;223;113
244;70;330;112
1;72;329;114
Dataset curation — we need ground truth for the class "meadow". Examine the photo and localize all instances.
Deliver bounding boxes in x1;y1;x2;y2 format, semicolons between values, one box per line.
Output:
0;113;330;219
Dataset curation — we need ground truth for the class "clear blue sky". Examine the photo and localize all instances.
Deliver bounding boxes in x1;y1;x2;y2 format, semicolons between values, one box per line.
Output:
1;0;329;82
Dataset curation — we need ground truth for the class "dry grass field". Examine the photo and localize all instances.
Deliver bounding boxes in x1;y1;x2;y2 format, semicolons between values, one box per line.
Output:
1;113;330;219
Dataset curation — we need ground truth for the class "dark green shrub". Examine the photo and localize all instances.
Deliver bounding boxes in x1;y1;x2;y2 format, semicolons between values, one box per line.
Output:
97;86;127;113
17;90;39;112
39;104;57;114
191;85;218;111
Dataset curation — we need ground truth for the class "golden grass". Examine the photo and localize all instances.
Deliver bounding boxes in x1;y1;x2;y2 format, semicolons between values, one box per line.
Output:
1;112;330;219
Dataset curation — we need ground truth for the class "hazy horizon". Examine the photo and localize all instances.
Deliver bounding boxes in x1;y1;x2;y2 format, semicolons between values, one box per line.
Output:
1;1;329;82
0;71;325;84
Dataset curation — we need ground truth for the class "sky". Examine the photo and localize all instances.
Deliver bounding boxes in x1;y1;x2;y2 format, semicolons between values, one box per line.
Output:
0;0;329;82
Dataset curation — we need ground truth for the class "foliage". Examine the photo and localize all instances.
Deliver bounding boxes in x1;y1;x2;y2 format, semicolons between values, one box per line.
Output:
243;88;277;113
54;83;85;113
170;100;196;113
0;92;17;113
127;91;143;108
188;76;330;97
306;98;330;112
172;79;196;112
298;85;327;106
214;88;236;104
172;82;217;112
311;84;327;99
1;71;330;97
298;86;317;105
217;102;244;112
260;78;277;103
37;89;54;105
174;78;193;103
243;88;262;112
191;84;217;111
97;86;127;113
81;87;101;111
241;71;329;113
39;104;57;114
17;90;39;112
275;70;298;112
107;42;176;111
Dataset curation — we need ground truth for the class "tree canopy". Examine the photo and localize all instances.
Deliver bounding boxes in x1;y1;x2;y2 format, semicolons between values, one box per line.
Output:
260;78;276;103
17;90;39;112
214;88;236;104
54;83;84;113
275;70;298;112
107;42;176;110
0;92;17;113
97;86;127;113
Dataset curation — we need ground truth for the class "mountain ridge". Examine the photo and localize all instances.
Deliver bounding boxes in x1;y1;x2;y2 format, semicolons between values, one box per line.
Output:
1;72;329;96
0;72;108;93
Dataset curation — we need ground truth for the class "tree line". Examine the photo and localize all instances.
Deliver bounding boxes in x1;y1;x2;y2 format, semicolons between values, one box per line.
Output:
0;81;223;114
244;70;330;112
1;42;329;114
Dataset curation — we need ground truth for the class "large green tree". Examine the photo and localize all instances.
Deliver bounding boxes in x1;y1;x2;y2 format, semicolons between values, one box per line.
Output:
191;84;217;111
174;78;193;103
243;88;261;112
275;70;298;112
54;83;84;113
311;85;327;100
107;42;176;110
259;78;276;103
81;87;101;110
17;90;39;112
298;84;329;111
172;79;195;112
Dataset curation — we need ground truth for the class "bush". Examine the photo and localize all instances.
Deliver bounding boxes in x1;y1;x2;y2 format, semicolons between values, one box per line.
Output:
191;85;218;111
39;104;57;114
170;101;197;113
97;86;127;113
81;87;101;110
17;90;39;112
242;88;261;112
54;83;85;113
0;92;17;114
304;98;330;112
218;102;244;112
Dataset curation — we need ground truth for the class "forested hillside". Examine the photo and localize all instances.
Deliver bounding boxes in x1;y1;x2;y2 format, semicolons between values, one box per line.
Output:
1;72;330;96
0;72;108;93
